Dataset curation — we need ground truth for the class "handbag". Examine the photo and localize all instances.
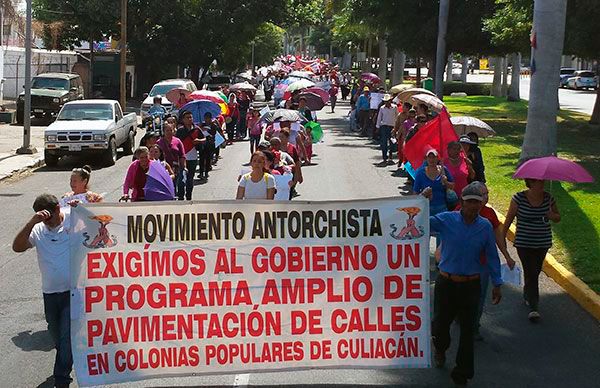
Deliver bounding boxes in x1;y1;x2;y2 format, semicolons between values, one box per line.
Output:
440;166;459;210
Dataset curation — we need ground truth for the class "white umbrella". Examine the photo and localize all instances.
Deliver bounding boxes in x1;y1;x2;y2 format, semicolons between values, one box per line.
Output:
397;87;436;102
450;116;496;137
410;93;446;112
289;70;314;80
286;79;315;92
230;82;257;92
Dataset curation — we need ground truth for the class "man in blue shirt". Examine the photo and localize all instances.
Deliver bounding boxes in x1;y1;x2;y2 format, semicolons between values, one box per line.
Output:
356;87;370;136
430;182;503;387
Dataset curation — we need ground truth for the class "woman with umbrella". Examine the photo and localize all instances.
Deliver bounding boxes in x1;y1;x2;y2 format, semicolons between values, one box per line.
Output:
121;147;153;202
503;178;561;323
504;156;594;322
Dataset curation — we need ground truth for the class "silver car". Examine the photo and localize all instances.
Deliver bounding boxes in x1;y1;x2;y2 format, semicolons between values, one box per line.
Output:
566;71;598;90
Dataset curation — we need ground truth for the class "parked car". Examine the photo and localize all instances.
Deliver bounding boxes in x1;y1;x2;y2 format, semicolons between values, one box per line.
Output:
205;75;231;91
140;79;197;118
566;70;598;90
16;73;85;124
44;100;137;167
559;67;576;88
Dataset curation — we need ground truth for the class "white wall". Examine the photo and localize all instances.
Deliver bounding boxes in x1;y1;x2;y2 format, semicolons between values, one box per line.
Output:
2;46;78;99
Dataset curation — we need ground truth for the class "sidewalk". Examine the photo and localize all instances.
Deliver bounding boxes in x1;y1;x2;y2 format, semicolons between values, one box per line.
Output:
0;122;45;182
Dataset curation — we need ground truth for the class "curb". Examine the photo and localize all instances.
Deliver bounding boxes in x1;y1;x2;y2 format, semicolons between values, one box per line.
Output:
0;156;45;183
494;208;600;322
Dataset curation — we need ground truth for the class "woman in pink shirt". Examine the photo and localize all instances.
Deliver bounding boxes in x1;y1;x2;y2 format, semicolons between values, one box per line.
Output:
121;147;154;202
443;141;475;202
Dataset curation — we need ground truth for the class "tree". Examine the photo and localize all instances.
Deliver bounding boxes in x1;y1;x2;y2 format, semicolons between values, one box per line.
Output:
564;0;600;124
521;0;568;160
435;0;450;98
33;0;119;49
483;0;533;101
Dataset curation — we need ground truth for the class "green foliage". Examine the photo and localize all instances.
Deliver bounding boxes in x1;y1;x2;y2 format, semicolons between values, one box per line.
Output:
565;0;600;59
344;0;498;59
254;23;285;66
33;0;119;49
283;0;325;28
483;0;532;54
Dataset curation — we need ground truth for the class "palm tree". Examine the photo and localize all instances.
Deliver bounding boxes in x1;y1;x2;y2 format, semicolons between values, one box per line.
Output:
434;0;450;98
521;0;568;161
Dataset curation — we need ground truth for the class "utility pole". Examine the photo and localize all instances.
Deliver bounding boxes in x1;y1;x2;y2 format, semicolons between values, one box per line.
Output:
434;0;450;99
119;0;127;110
17;0;35;154
251;41;255;71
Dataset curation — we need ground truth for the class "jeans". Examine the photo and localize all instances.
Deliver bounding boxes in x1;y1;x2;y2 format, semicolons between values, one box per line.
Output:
177;159;197;200
517;247;548;310
474;270;490;332
249;135;261;154
43;291;72;386
198;145;213;178
433;275;480;381
379;125;393;160
430;203;447;247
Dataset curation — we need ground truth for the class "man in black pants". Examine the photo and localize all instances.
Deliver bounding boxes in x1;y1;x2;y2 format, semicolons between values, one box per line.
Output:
198;112;217;181
429;183;503;387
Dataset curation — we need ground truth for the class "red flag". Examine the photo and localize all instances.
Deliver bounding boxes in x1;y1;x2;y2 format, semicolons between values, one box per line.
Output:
404;108;458;170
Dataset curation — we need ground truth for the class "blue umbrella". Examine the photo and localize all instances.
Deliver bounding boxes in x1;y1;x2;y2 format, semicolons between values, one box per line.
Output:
144;161;175;201
180;100;221;124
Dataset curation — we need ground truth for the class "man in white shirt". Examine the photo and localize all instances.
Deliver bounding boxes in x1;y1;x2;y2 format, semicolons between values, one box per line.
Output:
376;94;399;164
12;194;72;387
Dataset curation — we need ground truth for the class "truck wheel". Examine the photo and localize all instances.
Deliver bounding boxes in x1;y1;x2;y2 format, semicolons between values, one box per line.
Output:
103;138;118;166
16;108;24;124
123;130;135;155
44;150;59;167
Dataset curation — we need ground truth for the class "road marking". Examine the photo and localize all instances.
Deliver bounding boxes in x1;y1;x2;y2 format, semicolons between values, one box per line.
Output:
233;373;250;387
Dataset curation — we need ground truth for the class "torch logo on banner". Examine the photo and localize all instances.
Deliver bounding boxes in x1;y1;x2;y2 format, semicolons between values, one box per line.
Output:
390;207;424;240
83;215;117;249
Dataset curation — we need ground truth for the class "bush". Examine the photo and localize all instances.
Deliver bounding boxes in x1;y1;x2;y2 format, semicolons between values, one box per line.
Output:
443;82;491;96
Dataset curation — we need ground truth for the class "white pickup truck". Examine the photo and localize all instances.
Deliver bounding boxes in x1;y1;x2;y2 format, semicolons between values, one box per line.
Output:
44;99;137;167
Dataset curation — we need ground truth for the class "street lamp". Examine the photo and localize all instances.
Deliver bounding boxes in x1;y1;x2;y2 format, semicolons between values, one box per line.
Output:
16;0;35;154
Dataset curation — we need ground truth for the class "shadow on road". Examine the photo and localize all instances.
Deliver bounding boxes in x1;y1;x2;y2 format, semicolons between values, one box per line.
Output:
11;330;54;352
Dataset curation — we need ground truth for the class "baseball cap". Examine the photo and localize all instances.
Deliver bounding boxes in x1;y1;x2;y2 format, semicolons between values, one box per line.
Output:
425;148;438;157
461;182;485;202
382;94;392;101
363;86;370;92
459;135;476;145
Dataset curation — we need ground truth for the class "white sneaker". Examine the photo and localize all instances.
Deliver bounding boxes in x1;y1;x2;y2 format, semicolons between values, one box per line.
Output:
528;311;540;322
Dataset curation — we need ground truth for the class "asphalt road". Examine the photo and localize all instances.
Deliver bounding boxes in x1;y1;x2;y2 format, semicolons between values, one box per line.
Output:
466;73;596;116
1;100;599;387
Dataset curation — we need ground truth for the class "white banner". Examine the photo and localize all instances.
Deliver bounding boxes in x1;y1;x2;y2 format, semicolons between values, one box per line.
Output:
70;197;431;386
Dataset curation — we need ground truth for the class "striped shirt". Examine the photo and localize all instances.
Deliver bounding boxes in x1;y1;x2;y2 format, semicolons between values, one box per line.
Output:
513;191;555;249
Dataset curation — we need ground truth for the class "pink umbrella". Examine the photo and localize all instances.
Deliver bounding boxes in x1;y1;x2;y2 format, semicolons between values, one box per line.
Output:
513;156;594;183
165;88;191;105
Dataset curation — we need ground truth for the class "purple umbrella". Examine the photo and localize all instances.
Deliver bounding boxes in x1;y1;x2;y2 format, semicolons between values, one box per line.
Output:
298;91;326;111
513;156;594;183
303;87;329;103
360;72;381;85
144;161;175;201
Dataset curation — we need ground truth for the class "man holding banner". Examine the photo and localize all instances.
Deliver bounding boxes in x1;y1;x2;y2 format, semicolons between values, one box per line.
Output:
430;182;503;387
12;194;73;388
